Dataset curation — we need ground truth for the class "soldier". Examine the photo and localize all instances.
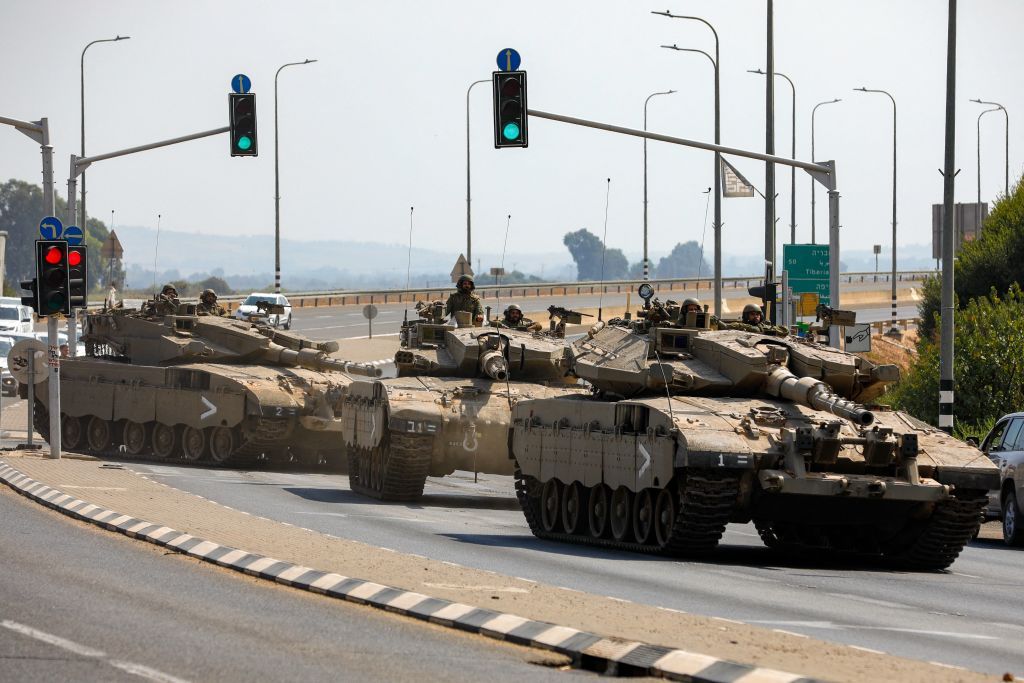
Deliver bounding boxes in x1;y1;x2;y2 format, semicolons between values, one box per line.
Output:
718;303;789;336
445;275;484;326
682;297;702;316
143;284;180;317
196;288;227;316
495;304;542;332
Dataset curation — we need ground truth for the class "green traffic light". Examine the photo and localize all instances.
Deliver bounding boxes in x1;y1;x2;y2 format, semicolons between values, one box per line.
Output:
502;122;521;141
237;136;253;151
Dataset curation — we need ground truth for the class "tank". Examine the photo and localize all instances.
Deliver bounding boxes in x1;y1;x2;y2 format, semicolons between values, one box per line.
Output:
341;301;587;501
509;291;1000;570
28;302;382;467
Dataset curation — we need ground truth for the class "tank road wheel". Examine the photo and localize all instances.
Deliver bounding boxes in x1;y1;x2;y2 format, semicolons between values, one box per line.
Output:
86;416;112;453
151;423;178;459
62;415;85;451
540;479;562;533
632;489;656;545
208;427;237;465
181;426;207;462
587;484;610;539
653;488;677;549
610;487;634;542
561;482;587;534
122;421;150;456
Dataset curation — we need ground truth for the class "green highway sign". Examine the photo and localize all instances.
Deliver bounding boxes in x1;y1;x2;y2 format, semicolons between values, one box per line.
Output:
784;244;830;306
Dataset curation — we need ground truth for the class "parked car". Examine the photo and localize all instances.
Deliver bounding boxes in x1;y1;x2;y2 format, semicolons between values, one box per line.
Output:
977;413;1024;546
233;293;292;329
0;336;17;397
0;303;35;334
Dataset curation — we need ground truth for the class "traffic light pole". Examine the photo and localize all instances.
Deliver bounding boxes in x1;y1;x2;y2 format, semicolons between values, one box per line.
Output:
525;108;840;311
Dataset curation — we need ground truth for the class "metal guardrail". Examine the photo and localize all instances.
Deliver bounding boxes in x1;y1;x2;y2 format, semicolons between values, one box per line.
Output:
214;270;935;311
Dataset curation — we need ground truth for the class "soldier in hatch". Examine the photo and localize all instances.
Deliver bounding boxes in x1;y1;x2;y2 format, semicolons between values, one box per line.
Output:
142;284;181;317
716;303;789;336
445;275;484;326
196;288;227;316
494;304;542;332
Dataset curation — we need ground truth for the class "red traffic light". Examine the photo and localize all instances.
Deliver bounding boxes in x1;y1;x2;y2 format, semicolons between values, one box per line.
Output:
45;245;64;265
68;249;82;267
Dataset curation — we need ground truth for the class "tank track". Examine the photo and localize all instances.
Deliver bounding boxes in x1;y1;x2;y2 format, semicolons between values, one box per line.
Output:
514;465;739;556
348;431;433;502
754;491;988;570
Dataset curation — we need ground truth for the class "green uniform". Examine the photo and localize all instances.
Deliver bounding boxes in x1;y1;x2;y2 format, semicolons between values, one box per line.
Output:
143;294;179;317
716;319;789;336
196;302;226;316
445;291;483;318
493;316;540;332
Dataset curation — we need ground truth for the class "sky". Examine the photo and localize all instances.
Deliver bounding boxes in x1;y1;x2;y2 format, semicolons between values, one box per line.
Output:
1;0;1021;275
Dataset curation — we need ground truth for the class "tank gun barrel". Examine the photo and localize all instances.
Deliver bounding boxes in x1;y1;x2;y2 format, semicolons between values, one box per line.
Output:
261;346;383;378
765;366;875;426
479;348;509;380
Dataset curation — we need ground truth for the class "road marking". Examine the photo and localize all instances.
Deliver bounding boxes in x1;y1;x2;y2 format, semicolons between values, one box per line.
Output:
849;645;886;655
2;620;191;682
748;619;998;640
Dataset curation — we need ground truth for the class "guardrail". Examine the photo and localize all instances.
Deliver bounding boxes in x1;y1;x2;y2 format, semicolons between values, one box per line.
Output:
215;270;935;312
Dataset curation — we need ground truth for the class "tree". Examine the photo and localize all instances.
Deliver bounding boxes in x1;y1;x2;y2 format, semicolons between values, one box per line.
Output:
563;229;628;281
654;241;710;279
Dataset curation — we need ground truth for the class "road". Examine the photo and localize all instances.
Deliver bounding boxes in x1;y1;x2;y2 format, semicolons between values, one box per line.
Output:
0;483;576;683
122;462;1024;677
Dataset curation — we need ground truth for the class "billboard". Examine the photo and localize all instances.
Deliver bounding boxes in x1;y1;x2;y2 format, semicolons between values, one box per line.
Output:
932;202;989;259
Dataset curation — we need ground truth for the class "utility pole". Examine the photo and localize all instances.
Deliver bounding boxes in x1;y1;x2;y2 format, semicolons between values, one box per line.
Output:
939;0;957;434
765;0;776;285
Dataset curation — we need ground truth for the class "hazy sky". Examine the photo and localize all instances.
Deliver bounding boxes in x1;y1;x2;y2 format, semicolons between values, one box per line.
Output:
1;1;1020;271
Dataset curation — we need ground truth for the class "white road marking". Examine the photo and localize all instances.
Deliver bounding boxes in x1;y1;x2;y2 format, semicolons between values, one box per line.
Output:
849;645;886;655
747;619;998;640
2;620;191;682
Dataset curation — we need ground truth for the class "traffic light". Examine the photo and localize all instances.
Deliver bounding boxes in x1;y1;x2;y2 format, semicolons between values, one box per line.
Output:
748;283;779;324
493;71;528;148
20;277;38;313
67;244;87;309
229;92;258;156
35;240;71;316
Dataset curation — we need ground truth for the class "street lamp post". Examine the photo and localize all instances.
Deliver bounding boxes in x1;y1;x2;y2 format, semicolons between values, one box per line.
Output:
811;98;841;243
274;59;317;294
970;98;1009;197
653;11;722;317
855;86;899;335
750;69;796;244
973;106;1001;227
466;78;490;268
643;89;676;281
80;35;130;230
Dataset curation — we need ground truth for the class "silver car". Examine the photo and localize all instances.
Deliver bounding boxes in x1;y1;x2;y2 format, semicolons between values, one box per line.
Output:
979;413;1024;546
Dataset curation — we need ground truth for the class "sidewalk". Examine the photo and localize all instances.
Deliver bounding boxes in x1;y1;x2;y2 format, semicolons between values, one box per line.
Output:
0;451;994;683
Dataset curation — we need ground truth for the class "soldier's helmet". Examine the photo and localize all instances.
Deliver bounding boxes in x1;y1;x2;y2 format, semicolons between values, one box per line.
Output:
456;275;475;290
682;297;702;312
504;304;523;320
201;288;217;303
742;303;763;323
161;284;178;297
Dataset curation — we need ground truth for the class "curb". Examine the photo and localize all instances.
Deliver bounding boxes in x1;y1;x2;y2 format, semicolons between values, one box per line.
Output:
0;460;821;683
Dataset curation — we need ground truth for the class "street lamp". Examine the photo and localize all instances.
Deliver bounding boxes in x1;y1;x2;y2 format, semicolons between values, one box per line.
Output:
643;89;676;281
274;58;317;294
80;35;130;230
811;98;841;243
854;86;899;335
973;105;1001;228
970;98;1009;196
466;78;490;267
749;68;796;244
653;10;722;317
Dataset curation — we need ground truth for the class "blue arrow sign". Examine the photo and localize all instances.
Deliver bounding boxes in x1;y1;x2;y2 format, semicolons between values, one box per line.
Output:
496;48;521;71
39;216;63;240
63;225;84;246
230;74;252;94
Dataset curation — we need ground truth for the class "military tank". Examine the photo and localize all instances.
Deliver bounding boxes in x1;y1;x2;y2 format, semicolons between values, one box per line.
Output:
28;301;382;467
342;300;587;501
509;288;999;570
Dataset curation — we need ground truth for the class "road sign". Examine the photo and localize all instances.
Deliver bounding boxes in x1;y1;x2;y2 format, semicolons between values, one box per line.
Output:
489;267;506;277
101;230;124;259
797;292;820;316
496;48;521;71
62;225;84;246
362;304;378;319
450;254;474;282
231;74;252;94
783;244;830;306
8;338;47;384
844;323;872;353
39;216;62;240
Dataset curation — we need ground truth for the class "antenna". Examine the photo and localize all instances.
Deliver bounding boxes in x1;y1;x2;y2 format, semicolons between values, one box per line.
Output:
597;178;611;321
652;348;675;423
405;206;414;290
497;214;511;314
697;187;711;282
152;213;161;295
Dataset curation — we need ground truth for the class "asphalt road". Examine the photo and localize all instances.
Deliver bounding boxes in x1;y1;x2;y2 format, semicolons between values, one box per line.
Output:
125;463;1024;678
0;483;581;682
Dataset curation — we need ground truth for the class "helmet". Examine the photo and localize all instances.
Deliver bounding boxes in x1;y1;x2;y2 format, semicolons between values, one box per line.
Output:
504;304;522;314
201;288;217;301
456;275;475;290
161;284;178;296
682;297;702;310
742;303;763;323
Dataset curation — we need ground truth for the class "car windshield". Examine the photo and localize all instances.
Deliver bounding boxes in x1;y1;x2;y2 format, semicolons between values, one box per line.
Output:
0;308;19;320
243;295;275;306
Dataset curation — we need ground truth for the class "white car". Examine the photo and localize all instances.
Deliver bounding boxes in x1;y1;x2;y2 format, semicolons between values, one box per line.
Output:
234;293;292;329
0;336;17;397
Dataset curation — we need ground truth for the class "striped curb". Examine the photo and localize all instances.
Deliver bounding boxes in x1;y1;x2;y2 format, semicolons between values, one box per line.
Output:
0;460;822;683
